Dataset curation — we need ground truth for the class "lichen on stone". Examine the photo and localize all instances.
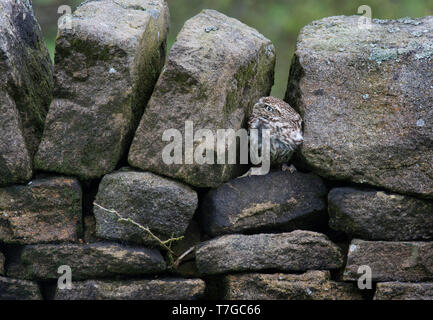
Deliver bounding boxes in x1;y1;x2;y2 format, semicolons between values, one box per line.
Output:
369;47;397;64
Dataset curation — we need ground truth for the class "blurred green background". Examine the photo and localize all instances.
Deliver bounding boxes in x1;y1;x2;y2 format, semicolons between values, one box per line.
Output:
33;0;433;98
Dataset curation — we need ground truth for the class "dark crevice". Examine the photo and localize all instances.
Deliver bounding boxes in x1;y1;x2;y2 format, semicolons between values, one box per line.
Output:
81;178;102;217
79;178;102;243
359;282;377;300
0;242;6;275
2;244;24;275
194;187;213;241
115;150;131;172
284;53;305;114
38;280;57;300
203;275;226;300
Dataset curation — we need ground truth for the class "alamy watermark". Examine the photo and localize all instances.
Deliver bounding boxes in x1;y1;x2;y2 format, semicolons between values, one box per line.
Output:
357;265;372;290
358;5;372;30
161;121;272;175
58;5;72;30
57;265;72;290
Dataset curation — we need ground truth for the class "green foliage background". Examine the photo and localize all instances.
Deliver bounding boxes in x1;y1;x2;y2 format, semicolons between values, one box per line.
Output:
33;0;433;98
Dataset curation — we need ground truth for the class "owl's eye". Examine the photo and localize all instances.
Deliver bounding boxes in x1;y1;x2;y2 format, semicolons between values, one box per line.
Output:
265;105;273;112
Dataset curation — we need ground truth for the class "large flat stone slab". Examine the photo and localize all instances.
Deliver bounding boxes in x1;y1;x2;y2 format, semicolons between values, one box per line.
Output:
54;278;205;300
128;9;275;188
286;16;433;198
0;0;53;186
223;271;363;300
201;171;327;236
195;230;343;275
329;187;433;241
94;169;198;245
0;276;42;300
35;0;169;180
7;243;166;280
0;176;82;244
375;282;433;300
343;239;433;282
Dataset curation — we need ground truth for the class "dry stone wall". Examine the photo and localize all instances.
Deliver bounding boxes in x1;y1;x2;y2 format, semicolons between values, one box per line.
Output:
286;15;433;199
128;9;276;188
0;176;82;244
222;271;363;300
94;169;198;245
0;0;432;300
53;278;206;300
0;0;53;186
35;0;169;180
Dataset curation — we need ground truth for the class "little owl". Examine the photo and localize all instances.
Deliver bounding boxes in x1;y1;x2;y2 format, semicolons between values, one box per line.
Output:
248;96;303;173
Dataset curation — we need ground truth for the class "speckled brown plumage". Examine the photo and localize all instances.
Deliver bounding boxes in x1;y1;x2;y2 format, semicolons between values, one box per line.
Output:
248;96;303;166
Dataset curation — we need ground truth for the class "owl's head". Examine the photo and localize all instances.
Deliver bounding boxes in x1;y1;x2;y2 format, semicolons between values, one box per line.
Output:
249;96;304;147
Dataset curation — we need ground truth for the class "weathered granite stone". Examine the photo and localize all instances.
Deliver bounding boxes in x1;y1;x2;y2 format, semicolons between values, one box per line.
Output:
94;169;198;245
223;271;363;300
0;252;4;275
128;9;275;188
0;176;82;244
329;187;433;241
286;16;433;199
201;171;327;236
375;282;433;300
0;94;32;188
0;0;53;186
7;243;166;280
54;278;205;300
35;0;169;180
195;230;343;275
343;239;433;282
0;276;42;300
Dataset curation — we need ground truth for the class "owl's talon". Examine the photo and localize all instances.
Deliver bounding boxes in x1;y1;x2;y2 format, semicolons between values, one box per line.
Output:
238;167;269;178
282;164;297;173
238;169;252;178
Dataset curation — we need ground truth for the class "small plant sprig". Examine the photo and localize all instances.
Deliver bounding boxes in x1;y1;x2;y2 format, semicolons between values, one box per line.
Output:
93;202;194;268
